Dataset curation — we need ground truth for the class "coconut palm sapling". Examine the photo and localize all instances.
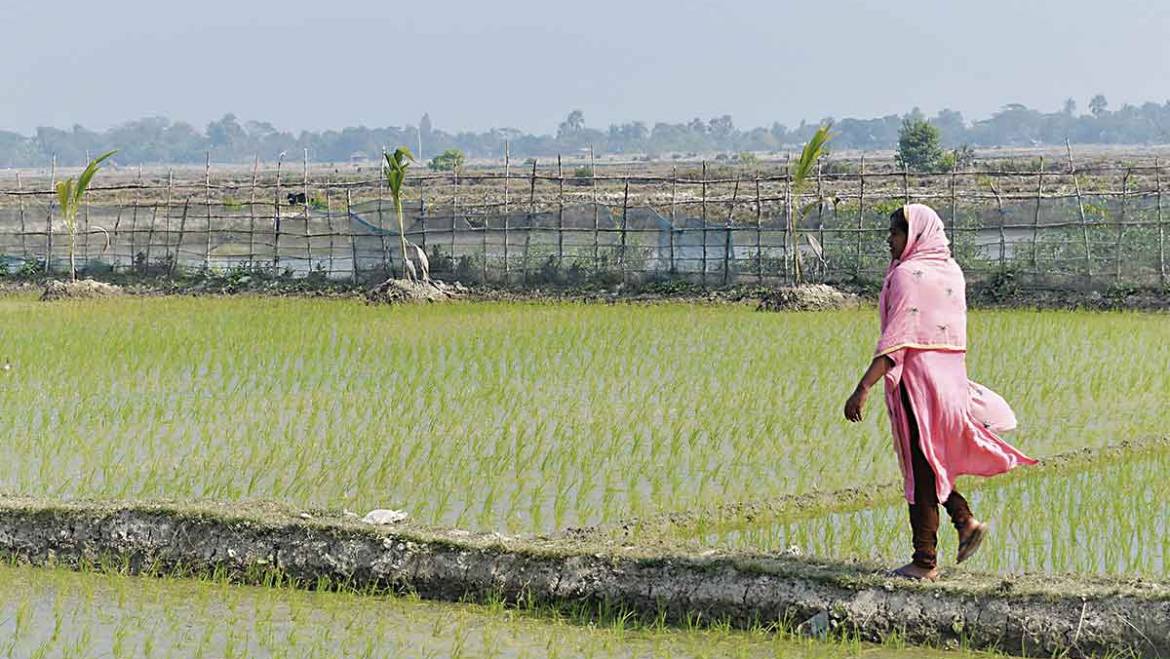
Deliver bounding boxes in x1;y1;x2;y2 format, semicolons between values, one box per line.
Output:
789;125;832;284
56;150;117;281
383;147;416;280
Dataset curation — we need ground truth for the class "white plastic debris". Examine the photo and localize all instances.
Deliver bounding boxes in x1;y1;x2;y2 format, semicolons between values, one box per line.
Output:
798;611;830;638
361;509;409;525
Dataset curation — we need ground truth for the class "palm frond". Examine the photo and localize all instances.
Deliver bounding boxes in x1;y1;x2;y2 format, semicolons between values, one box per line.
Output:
75;150;117;203
806;233;825;261
792;123;833;189
55;180;74;220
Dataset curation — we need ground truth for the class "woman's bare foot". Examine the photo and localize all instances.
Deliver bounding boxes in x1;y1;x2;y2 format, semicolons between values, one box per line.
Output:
891;563;939;581
956;520;988;564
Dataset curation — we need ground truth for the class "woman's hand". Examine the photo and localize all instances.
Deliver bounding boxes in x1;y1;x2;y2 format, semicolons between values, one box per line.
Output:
844;386;868;422
844;355;894;423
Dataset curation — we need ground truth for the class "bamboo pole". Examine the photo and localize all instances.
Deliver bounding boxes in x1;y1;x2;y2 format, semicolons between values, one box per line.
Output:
274;154;284;272
347;188;358;284
1030;156;1044;273
128;197;139;269
754;173;763;283
302;148;313;272
949;163;958;260
131;164;144;265
111;203;123;271
901;163;910;203
669;166;677;275
722;176;740;285
248;157;258;268
701;161;708;285
377;148;388;276
815;161;825;279
419;195;427;257
452;166;459;275
205;153;213;271
82;150;90;266
1066;140;1092;280
45;154;56;274
1157;156;1166;285
144;203;158;272
1115;168;1129;282
783;153;792;284
524;158;536;286
856;154;865;276
503;140;510;281
161;169;173;267
481;178;488;283
556;155;564;270
590;145;599;272
16;172;26;259
620;176;629;280
171;198;189;276
989;181;1006;271
324;186;335;276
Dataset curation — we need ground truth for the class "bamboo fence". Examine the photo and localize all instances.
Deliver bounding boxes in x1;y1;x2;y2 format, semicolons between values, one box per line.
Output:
0;149;1166;289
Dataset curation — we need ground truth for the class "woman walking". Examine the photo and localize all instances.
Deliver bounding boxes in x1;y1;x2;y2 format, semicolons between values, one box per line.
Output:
844;204;1035;581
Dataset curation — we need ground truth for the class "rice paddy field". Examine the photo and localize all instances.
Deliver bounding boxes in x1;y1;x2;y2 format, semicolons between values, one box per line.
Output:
0;293;1167;655
0;562;988;659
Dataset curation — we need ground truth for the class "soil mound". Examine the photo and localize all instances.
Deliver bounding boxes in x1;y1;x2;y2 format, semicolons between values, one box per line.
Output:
365;279;466;304
756;284;857;312
40;279;124;301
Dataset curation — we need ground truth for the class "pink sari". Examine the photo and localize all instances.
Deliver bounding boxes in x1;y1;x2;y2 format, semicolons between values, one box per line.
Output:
877;204;1036;504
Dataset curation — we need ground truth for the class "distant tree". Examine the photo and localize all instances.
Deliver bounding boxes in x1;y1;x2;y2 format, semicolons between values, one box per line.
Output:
708;115;735;141
1089;94;1109;118
207;114;245;151
931;109;966;146
1063;98;1077;116
428;148;465;172
557;110;586;140
10;95;1170;166
895;117;946;172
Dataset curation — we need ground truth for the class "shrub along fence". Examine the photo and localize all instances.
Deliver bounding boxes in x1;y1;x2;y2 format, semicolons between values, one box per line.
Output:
0;150;1165;290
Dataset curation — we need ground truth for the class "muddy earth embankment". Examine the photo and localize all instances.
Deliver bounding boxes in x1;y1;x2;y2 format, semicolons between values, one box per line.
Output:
0;498;1165;657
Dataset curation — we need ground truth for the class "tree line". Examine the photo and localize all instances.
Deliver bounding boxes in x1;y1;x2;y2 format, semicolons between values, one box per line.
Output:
2;95;1168;168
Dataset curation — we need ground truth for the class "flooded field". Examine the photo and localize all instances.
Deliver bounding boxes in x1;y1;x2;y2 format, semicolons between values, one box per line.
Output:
0;294;1166;655
0;297;1166;536
0;563;994;658
679;445;1170;577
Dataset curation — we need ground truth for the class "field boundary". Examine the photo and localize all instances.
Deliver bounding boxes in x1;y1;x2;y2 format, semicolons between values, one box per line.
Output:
570;435;1170;546
0;496;1166;657
5;275;1170;312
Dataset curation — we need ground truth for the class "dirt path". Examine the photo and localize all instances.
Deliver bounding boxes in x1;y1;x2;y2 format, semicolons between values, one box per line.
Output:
0;496;1165;657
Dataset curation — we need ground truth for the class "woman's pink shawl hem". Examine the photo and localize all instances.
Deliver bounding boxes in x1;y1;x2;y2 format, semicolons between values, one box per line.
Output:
877;204;1036;504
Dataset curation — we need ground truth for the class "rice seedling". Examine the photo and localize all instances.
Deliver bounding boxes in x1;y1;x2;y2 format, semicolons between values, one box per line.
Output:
675;438;1170;578
0;295;1166;541
0;563;990;658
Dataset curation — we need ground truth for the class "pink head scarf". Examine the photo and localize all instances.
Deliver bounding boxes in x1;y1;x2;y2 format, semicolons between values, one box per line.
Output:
875;203;967;358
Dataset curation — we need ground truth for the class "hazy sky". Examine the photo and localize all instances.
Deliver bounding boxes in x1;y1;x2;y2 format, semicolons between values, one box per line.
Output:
3;0;1168;135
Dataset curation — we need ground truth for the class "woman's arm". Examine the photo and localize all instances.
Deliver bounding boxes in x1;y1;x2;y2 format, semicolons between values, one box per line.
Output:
844;355;894;422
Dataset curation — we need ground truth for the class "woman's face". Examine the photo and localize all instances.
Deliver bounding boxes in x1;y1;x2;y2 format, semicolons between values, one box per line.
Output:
888;218;908;260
